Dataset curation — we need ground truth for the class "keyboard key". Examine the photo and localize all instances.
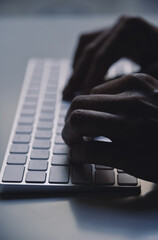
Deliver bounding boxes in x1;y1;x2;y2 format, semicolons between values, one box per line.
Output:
46;86;56;92
72;165;92;185
16;126;32;134
28;160;48;171
23;104;36;110
26;171;46;183
27;89;39;96
18;117;34;125
33;140;51;149
117;169;124;173
41;108;55;114
29;82;40;89
32;72;42;80
35;130;52;139
95;165;113;170
43;100;56;107
47;81;58;87
118;173;138;186
13;134;31;144
2;165;24;182
58;117;65;126
49;75;58;82
21;109;35;117
95;170;115;185
7;154;27;164
47;75;58;82
49;166;69;183
39;113;54;122
53;144;69;155
55;135;65;144
59;109;67;117
31;150;49;160
10;144;29;154
56;126;63;134
25;96;38;102
30;77;42;83
45;93;56;100
51;155;69;165
49;67;59;73
37;122;53;130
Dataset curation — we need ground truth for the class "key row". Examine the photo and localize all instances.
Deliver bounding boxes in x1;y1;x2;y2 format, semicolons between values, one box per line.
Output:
11;132;65;147
2;164;137;185
7;153;117;169
10;132;67;156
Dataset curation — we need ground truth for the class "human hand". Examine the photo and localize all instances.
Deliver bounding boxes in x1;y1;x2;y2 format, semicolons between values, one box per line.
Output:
63;16;158;100
62;73;158;183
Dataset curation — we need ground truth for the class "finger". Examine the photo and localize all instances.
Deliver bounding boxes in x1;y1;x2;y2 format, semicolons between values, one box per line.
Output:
82;50;121;94
69;141;135;171
91;74;155;94
140;62;158;80
62;109;125;146
64;20;123;99
70;141;125;169
73;30;103;69
69;141;158;182
63;31;110;100
64;92;142;122
82;15;153;94
91;76;129;94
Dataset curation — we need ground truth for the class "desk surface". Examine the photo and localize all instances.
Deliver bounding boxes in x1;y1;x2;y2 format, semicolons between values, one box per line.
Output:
0;16;158;240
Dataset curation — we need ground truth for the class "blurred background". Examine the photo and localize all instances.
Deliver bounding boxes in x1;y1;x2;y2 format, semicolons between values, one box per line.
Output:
0;0;158;17
1;0;158;163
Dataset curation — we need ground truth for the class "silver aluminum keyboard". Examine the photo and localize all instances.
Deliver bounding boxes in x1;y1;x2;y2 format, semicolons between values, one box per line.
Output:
0;58;141;193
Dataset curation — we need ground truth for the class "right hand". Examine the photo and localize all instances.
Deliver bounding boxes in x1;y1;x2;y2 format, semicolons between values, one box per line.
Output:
63;16;158;100
62;73;158;183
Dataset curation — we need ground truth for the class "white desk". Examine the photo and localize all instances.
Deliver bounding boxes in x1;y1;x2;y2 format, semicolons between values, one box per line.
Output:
0;16;158;240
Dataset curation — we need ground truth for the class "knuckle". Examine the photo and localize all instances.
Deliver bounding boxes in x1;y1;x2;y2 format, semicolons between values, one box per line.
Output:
118;15;131;24
125;73;146;85
127;91;143;105
78;33;88;44
93;52;103;65
124;73;154;93
117;16;145;35
126;74;139;84
83;44;96;57
71;95;85;110
132;73;149;83
118;15;142;26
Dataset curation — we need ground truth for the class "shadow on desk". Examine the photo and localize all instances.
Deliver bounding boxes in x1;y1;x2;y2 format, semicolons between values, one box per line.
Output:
68;184;158;238
1;182;158;239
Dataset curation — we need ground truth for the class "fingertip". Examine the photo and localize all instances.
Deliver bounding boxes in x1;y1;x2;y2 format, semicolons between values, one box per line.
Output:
69;144;86;163
90;79;106;94
62;86;73;100
72;61;76;70
63;74;79;100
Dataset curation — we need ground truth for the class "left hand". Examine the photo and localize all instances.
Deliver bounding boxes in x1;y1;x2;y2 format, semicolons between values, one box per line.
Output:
63;16;158;100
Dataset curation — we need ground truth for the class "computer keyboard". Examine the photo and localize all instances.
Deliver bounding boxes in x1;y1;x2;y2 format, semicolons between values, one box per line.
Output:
0;58;141;193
